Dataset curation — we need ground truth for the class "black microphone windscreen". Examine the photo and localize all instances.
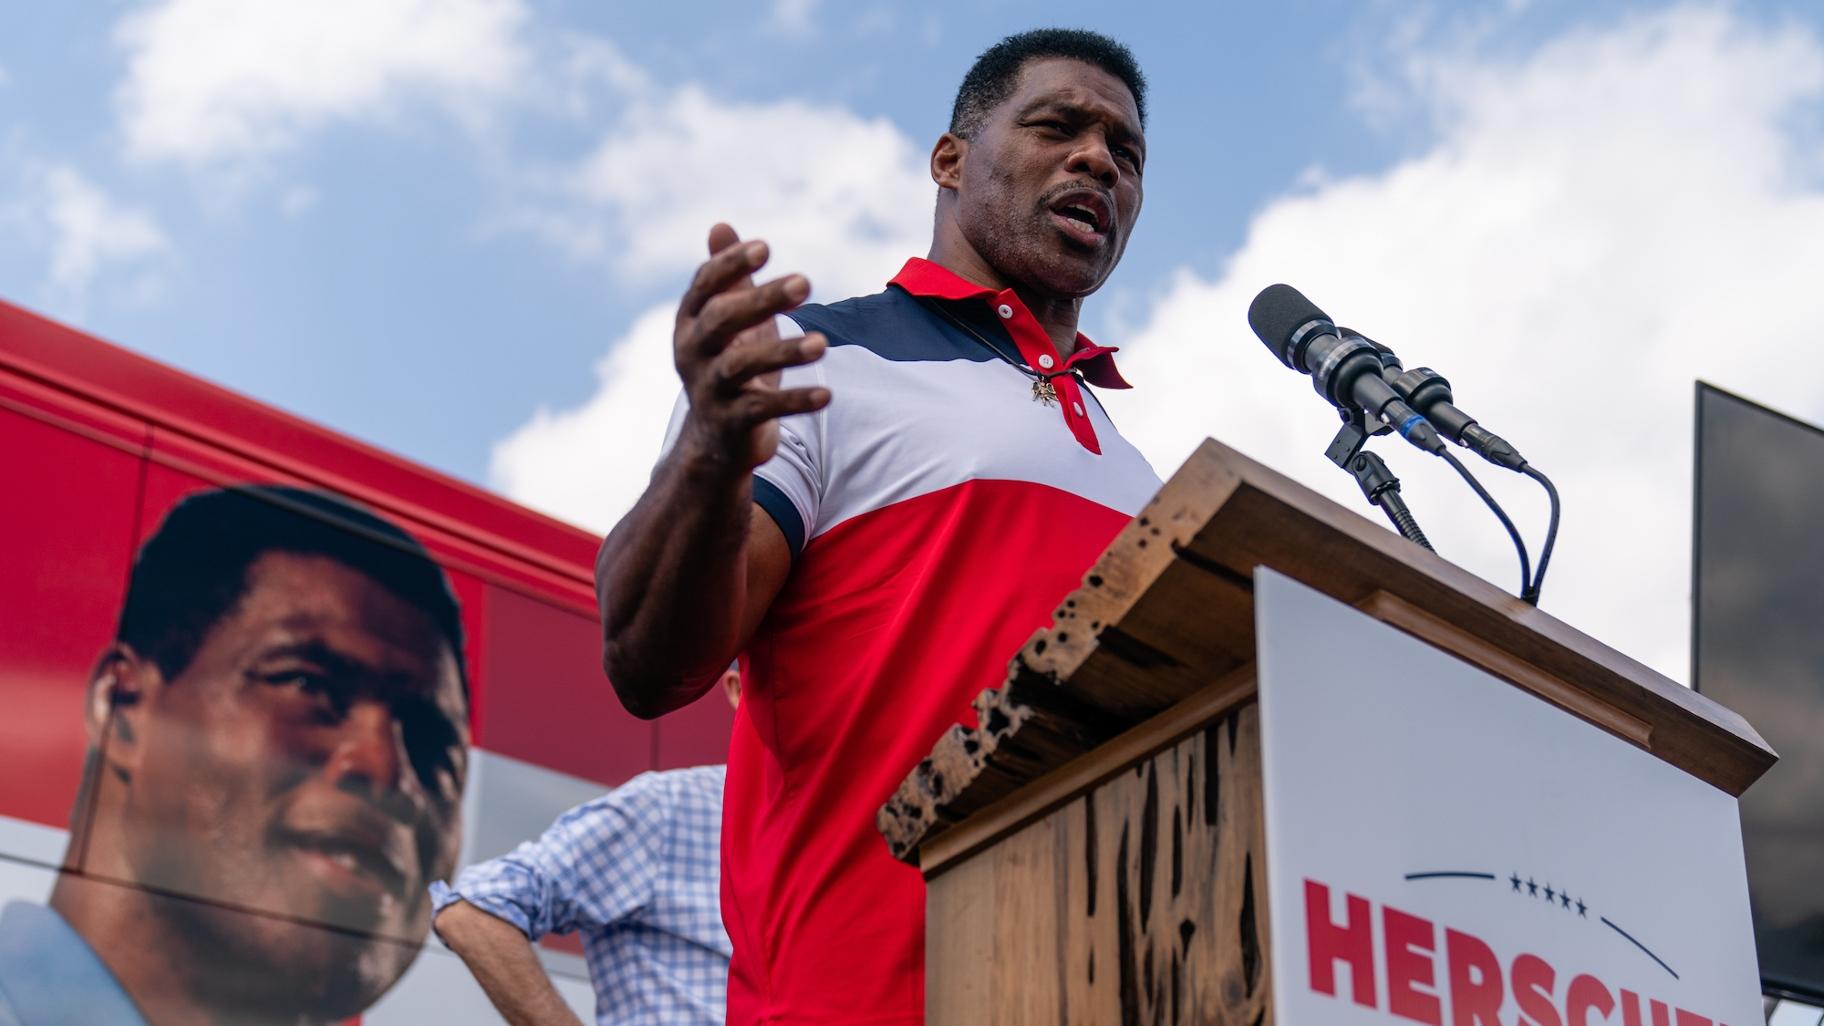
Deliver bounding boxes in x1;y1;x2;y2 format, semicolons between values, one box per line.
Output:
1247;285;1331;364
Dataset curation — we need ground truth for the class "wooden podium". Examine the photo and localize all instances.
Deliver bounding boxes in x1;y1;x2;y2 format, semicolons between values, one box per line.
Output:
878;439;1776;1025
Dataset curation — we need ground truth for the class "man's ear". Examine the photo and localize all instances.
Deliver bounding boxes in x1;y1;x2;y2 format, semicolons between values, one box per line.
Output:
86;644;156;778
930;132;967;191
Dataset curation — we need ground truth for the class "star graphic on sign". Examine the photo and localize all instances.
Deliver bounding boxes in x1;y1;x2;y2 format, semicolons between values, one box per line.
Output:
1544;884;1556;903
1576;899;1588;917
1527;878;1538;896
1560;893;1572;910
1510;873;1523;893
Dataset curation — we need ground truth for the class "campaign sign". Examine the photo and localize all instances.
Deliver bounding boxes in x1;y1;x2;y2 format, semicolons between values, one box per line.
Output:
1256;570;1762;1026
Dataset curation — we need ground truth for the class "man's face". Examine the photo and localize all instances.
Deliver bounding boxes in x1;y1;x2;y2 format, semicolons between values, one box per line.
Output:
115;552;469;1014
953;56;1146;298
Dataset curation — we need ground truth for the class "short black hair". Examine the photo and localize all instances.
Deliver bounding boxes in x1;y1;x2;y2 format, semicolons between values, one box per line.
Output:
116;485;467;691
949;28;1147;140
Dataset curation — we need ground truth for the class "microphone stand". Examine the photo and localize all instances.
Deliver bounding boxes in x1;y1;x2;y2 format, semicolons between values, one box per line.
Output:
1325;410;1435;552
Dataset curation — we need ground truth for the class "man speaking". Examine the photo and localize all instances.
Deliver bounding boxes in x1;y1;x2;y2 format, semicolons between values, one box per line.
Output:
596;29;1160;1025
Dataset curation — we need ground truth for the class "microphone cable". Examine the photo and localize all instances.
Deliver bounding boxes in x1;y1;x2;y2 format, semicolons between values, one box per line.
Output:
1366;333;1560;605
1520;466;1560;605
1438;448;1532;601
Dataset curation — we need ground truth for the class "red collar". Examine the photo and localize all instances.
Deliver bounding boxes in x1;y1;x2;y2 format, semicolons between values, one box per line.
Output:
888;258;1132;390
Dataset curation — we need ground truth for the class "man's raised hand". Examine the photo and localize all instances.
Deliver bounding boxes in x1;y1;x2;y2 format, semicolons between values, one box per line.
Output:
673;224;830;471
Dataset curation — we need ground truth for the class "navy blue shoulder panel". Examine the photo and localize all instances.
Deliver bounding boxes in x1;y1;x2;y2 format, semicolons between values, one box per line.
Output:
750;475;805;557
787;287;1007;365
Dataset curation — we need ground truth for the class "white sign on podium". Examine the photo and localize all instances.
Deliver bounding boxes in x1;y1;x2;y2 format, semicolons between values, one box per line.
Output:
1256;569;1762;1026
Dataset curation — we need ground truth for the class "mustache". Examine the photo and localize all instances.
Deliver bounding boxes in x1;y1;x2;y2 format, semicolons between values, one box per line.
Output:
1037;179;1115;211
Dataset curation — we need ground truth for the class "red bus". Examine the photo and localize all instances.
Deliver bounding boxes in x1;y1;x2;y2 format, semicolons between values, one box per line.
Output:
0;298;733;1022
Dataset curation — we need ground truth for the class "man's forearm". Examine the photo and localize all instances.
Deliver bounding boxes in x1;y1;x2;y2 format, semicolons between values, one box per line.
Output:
596;447;752;718
435;900;587;1026
598;225;826;717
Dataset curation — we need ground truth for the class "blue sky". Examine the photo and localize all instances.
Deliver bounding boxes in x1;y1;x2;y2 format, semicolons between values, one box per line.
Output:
4;0;1824;678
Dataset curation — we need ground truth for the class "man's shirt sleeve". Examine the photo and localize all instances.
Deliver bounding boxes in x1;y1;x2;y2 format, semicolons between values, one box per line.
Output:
430;776;668;940
656;313;827;557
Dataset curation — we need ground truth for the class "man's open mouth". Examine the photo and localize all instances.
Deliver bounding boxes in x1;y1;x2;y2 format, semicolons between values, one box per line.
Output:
1047;189;1113;239
1055;206;1102;234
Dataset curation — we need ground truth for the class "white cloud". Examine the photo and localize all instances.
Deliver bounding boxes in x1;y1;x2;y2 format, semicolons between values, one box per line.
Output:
42;165;168;299
113;0;529;167
509;85;931;299
488;305;680;534
547;33;650;118
490;83;933;531
1101;5;1824;679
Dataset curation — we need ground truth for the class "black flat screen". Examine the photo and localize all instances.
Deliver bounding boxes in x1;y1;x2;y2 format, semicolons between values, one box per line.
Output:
1693;383;1824;1001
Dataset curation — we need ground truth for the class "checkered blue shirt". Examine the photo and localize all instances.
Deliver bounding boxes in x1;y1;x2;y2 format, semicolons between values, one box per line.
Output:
431;765;730;1026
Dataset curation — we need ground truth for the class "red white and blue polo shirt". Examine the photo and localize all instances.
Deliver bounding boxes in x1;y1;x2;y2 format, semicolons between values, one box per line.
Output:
691;258;1160;1025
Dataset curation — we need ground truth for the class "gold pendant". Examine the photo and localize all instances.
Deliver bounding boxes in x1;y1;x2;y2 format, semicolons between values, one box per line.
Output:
1032;378;1059;406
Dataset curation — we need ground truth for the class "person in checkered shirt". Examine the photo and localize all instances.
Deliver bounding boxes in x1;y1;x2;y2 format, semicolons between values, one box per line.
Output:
431;670;739;1026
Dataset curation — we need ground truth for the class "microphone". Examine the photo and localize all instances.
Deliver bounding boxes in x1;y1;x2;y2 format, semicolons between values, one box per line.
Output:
1389;366;1526;470
1344;329;1528;471
1247;285;1444;455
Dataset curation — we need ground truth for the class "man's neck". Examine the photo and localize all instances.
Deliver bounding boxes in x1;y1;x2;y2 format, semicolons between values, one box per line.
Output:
924;243;1084;357
50;872;304;1026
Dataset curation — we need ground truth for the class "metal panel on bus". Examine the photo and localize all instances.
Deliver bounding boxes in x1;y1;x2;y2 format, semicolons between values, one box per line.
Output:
0;377;148;835
478;584;655;787
655;684;737;770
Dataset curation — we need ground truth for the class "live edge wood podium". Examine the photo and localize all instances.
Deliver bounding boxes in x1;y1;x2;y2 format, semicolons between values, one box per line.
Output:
877;439;1776;1026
